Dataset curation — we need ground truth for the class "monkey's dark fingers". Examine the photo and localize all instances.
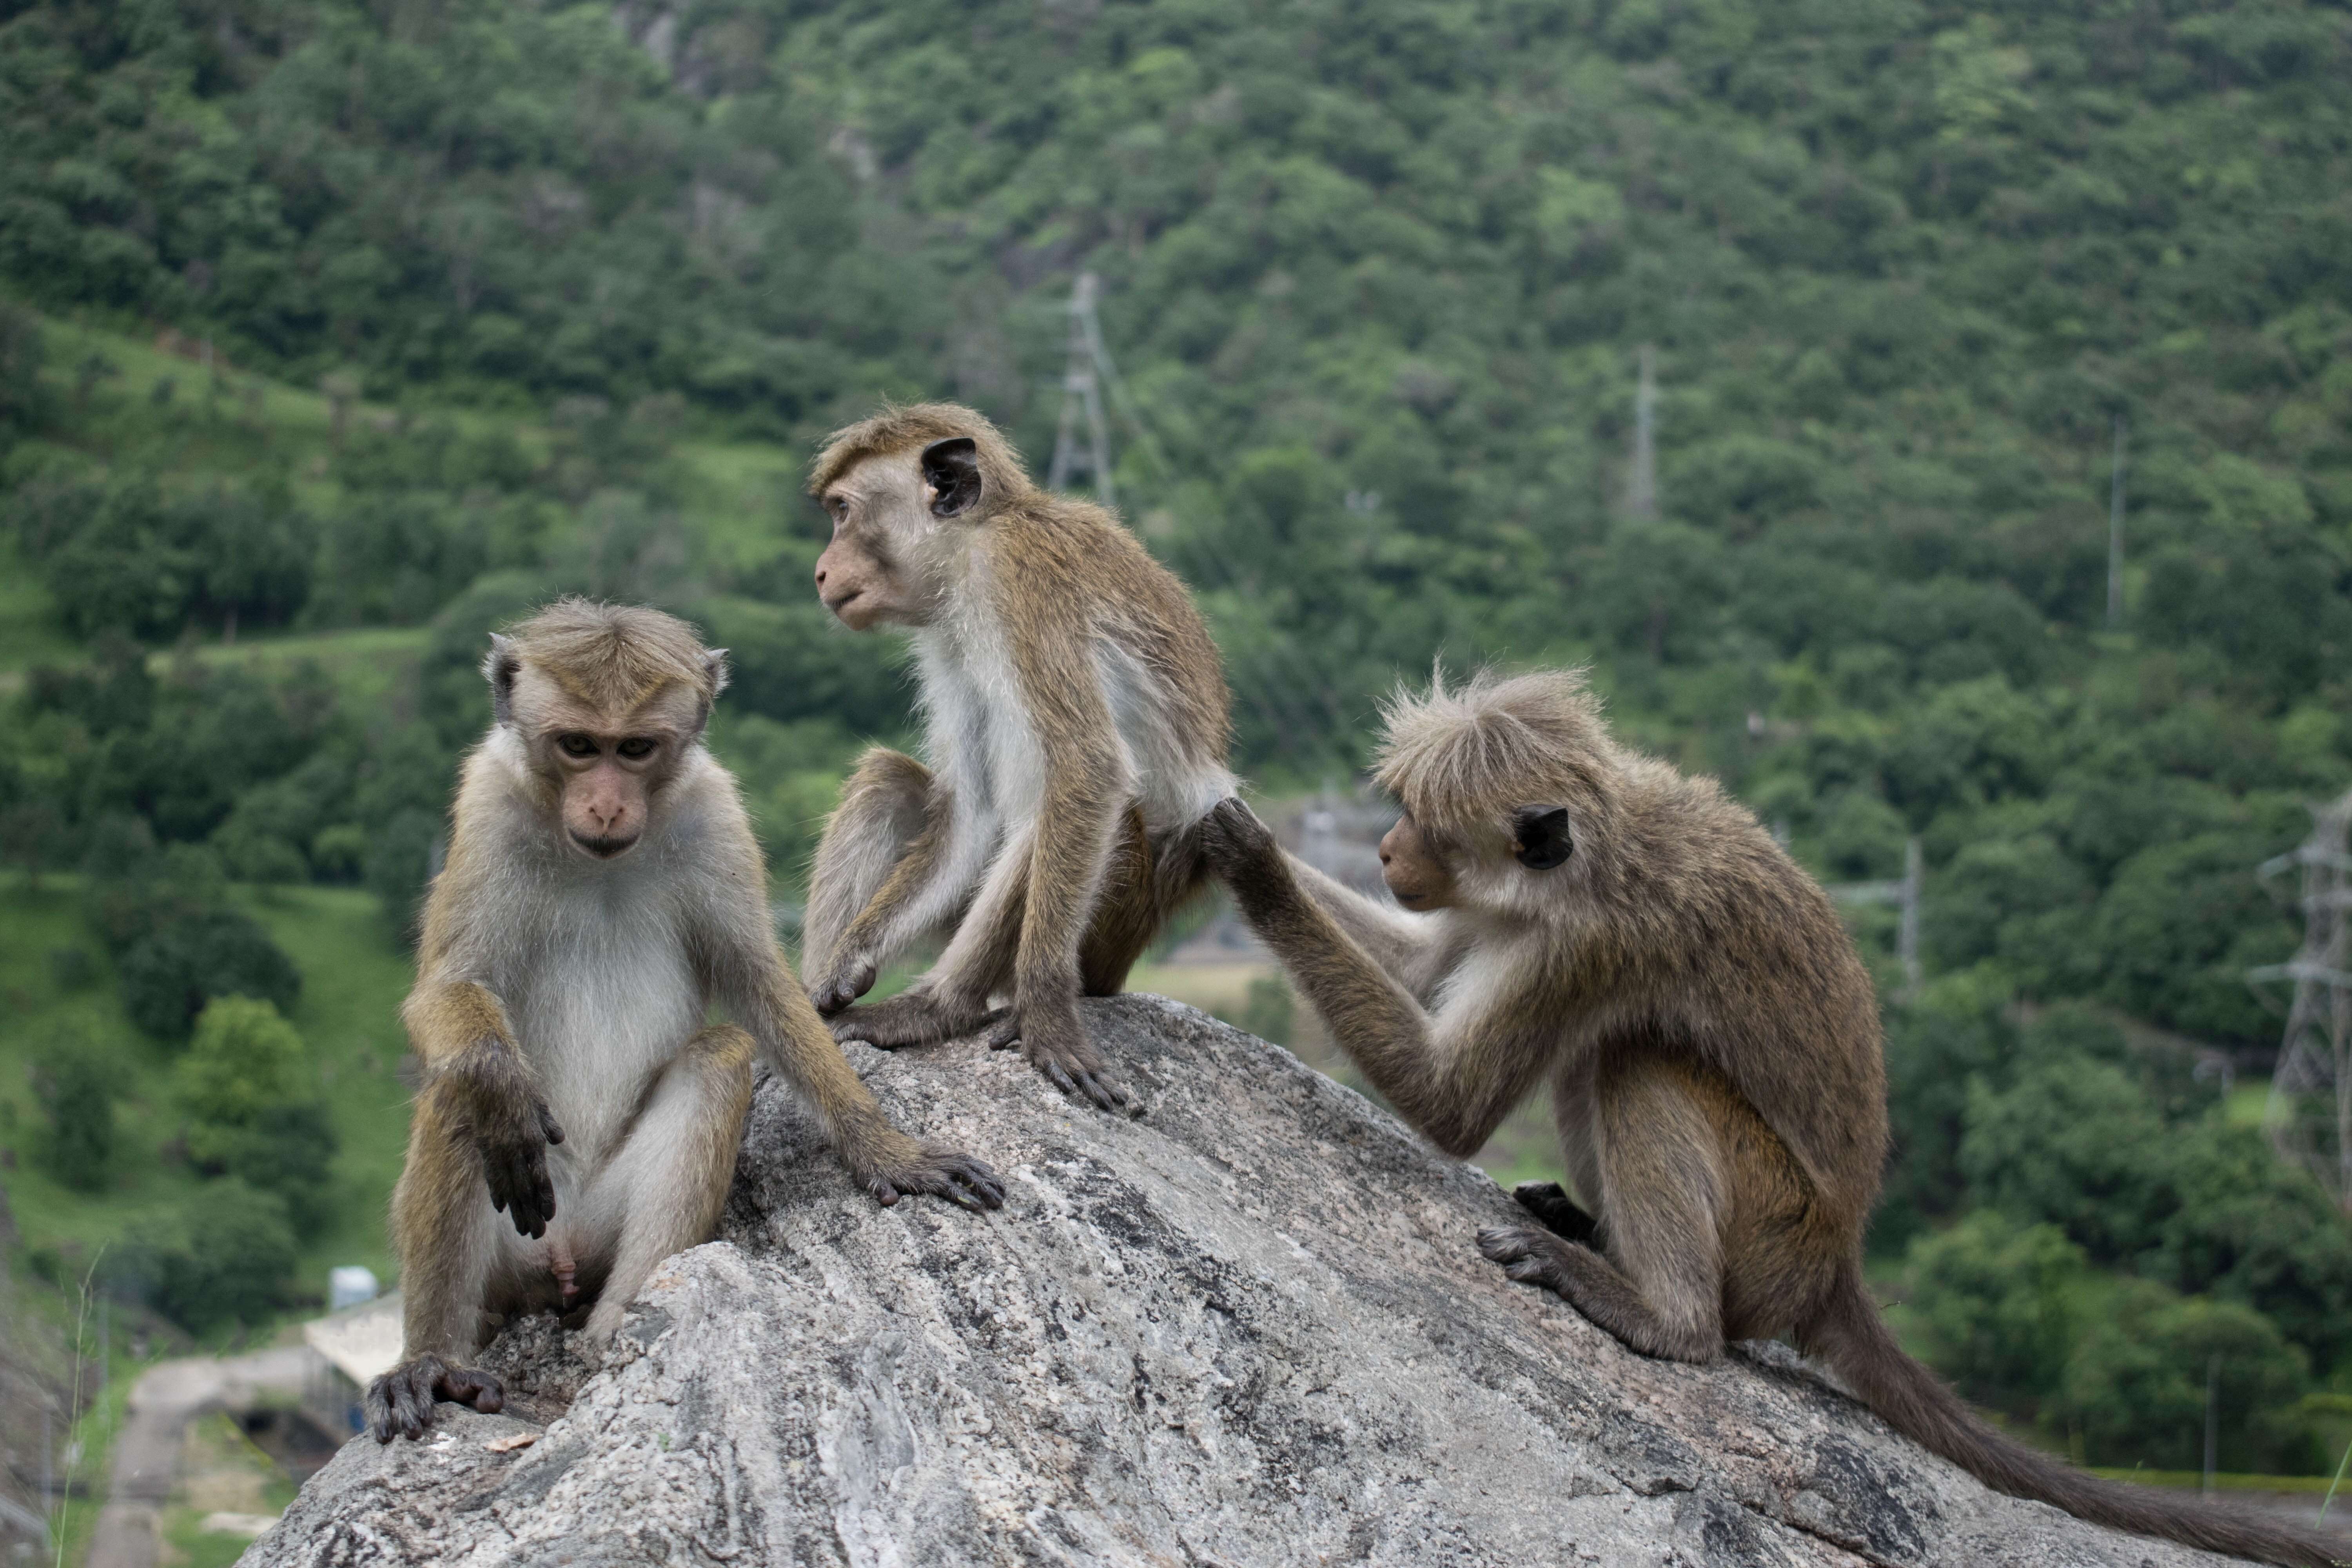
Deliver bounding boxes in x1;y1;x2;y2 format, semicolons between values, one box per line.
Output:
912;1145;1007;1210
1475;1224;1539;1265
863;1174;905;1207
537;1105;566;1146
982;1012;1022;1051
368;1356;446;1442
437;1364;505;1415
1512;1181;1599;1244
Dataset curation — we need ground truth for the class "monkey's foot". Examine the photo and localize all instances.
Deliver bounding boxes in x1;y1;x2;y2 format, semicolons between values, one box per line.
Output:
858;1141;1008;1211
1197;797;1279;878
809;954;879;1016
1513;1181;1599;1245
1475;1226;1720;1364
365;1354;506;1443
988;1007;1134;1114
829;990;992;1050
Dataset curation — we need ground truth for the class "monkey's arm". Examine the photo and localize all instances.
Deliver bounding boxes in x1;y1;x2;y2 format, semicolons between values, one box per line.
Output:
806;749;960;1014
1201;799;1549;1157
998;622;1135;1111
399;978;567;1240
1279;852;1455;1004
708;910;1004;1210
372;973;555;1441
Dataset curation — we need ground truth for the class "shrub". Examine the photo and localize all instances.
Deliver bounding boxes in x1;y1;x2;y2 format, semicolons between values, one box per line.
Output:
116;906;301;1041
114;1179;298;1335
31;1029;114;1192
178;997;339;1234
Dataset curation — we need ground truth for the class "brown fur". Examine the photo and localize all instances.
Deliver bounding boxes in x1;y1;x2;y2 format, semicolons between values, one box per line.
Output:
1201;667;2346;1568
801;403;1232;1112
373;602;1003;1444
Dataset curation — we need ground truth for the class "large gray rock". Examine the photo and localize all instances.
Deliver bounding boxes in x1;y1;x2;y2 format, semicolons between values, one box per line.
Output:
243;997;2262;1567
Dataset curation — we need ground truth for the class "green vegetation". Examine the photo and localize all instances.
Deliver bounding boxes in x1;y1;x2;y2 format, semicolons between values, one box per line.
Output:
2;0;2350;1476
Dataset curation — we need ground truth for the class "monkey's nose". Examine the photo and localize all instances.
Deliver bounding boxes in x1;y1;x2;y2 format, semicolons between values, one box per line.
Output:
814;565;828;588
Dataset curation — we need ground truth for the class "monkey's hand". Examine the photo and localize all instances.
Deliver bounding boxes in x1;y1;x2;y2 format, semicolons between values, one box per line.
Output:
810;952;878;1016
1196;796;1281;881
985;998;1134;1115
445;1044;566;1239
829;987;993;1050
365;1354;505;1443
853;1135;1008;1211
1514;1181;1600;1245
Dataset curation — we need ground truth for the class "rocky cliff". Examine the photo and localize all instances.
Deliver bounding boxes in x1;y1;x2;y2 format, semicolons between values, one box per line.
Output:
242;996;2276;1567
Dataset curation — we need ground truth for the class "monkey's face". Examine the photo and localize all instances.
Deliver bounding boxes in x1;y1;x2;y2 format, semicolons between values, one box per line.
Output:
813;437;985;631
1379;813;1460;911
512;671;698;860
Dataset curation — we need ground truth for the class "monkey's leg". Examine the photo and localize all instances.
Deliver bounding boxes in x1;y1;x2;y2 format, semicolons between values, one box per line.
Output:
1077;808;1177;996
1478;1060;1727;1364
805;748;956;1014
369;1116;509;1441
575;1025;757;1345
1518;1062;1604;1243
832;842;1028;1049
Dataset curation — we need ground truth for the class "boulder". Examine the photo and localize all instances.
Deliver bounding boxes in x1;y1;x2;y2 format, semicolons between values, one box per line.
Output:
243;996;2260;1566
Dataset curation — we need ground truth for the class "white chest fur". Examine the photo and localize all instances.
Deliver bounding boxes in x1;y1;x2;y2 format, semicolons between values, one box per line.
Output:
487;865;702;1161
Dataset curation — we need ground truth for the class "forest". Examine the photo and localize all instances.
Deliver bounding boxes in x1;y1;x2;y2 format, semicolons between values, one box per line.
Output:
3;0;2351;1484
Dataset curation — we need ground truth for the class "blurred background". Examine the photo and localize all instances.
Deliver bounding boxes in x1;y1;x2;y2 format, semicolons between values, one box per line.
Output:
4;0;2352;1557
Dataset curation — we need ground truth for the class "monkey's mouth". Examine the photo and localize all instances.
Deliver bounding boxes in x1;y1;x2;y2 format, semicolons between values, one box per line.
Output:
569;831;641;859
822;587;864;619
1388;886;1431;910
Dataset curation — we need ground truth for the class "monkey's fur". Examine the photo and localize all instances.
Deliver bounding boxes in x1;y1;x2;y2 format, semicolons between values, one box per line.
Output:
1201;668;2344;1568
370;600;1004;1443
803;403;1232;1111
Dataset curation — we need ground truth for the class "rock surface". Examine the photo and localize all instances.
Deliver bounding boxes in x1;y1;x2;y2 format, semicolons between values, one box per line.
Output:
243;997;2266;1567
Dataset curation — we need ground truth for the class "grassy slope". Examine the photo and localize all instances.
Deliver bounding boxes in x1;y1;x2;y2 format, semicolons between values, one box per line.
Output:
0;879;410;1298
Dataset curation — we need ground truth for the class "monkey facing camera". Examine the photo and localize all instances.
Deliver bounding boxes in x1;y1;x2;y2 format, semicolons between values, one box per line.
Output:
367;599;1004;1445
1198;668;2344;1568
800;403;1236;1114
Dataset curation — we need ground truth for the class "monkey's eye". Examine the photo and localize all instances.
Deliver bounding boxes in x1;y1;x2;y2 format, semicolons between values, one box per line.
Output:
557;733;599;759
616;737;657;760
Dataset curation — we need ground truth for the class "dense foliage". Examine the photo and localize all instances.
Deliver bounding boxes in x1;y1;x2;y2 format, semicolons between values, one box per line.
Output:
4;0;2350;1458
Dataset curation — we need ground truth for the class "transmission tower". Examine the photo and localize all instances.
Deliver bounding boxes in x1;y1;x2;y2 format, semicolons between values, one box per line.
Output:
2254;788;2352;1214
1047;271;1117;510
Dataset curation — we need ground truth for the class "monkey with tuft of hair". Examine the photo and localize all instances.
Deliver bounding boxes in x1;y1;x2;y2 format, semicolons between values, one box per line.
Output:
1198;668;2346;1568
801;402;1232;1113
369;599;1003;1443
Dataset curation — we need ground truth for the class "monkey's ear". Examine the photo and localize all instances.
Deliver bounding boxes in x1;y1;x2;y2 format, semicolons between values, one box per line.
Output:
700;647;730;700
1512;806;1573;871
483;634;520;728
920;437;983;519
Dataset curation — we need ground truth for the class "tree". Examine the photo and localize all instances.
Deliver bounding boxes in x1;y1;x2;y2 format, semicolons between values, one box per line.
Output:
1958;1056;2172;1265
1902;1210;2086;1413
178;996;339;1236
115;1179;299;1335
31;1027;114;1192
2058;1283;2315;1474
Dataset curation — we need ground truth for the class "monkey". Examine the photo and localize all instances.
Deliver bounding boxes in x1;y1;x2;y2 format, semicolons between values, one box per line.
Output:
367;599;1004;1443
799;402;1232;1113
1196;668;2345;1568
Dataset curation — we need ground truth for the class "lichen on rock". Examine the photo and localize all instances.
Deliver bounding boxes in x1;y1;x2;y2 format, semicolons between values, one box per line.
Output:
242;997;2258;1566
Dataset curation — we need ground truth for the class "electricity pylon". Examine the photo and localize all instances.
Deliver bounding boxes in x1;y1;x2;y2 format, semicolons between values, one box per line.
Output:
2254;789;2352;1214
1047;271;1117;510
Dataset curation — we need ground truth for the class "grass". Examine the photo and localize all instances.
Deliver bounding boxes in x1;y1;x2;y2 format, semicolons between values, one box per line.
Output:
0;876;416;1311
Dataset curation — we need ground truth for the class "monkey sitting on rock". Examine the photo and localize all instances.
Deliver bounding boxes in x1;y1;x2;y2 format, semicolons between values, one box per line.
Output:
1198;668;2345;1568
800;403;1234;1112
368;600;1003;1443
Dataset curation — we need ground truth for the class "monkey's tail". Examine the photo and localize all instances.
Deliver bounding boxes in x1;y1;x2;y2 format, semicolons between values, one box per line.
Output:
1805;1269;2347;1568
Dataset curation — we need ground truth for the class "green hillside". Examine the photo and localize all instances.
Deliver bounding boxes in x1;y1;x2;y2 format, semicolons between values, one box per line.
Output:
4;0;2352;1475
